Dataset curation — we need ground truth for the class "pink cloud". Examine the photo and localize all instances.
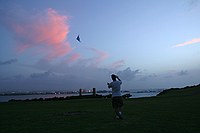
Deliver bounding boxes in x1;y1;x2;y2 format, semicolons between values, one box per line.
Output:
88;47;109;67
173;38;200;47
110;60;125;69
6;8;71;59
46;43;72;59
68;53;81;62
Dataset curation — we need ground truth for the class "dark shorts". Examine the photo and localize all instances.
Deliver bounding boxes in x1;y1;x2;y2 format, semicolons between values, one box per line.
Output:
112;96;123;108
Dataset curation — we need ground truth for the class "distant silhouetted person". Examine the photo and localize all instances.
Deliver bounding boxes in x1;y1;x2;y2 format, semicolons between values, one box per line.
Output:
107;74;123;119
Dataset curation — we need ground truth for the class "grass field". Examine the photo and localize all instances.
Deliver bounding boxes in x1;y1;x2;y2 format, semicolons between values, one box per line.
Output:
1;85;200;133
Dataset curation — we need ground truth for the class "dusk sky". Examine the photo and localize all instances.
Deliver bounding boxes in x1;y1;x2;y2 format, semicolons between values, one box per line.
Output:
0;0;200;92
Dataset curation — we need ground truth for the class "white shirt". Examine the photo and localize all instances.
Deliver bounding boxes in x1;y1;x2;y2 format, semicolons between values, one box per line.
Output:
108;81;122;97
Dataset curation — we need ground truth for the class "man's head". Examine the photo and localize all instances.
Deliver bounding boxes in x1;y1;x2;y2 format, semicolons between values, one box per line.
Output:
111;74;117;81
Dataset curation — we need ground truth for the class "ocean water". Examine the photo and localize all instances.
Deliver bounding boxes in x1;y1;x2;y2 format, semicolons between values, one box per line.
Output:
0;91;161;102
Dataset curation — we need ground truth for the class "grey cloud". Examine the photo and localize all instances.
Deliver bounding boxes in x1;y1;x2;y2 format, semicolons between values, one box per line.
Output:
189;0;200;6
164;75;173;79
0;74;24;81
186;0;200;10
140;73;157;81
117;67;140;81
30;71;54;79
178;70;188;76
0;59;17;65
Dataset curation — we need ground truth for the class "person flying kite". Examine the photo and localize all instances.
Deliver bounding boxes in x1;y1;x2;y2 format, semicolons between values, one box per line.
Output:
76;35;81;43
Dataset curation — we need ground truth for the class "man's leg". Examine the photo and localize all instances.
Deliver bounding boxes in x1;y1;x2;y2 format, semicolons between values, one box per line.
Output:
115;107;123;119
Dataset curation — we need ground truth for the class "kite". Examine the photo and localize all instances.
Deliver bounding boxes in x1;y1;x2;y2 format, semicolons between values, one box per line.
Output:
76;35;81;43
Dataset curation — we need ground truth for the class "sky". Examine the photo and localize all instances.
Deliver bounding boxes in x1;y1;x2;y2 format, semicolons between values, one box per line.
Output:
0;0;200;92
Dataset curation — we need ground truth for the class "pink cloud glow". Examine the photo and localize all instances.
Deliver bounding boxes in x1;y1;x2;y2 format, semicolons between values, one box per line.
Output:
88;47;109;66
69;53;81;62
174;38;200;47
110;59;125;69
2;7;112;67
9;8;71;59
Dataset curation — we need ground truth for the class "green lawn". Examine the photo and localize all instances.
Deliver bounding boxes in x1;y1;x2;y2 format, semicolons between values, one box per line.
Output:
1;86;200;133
